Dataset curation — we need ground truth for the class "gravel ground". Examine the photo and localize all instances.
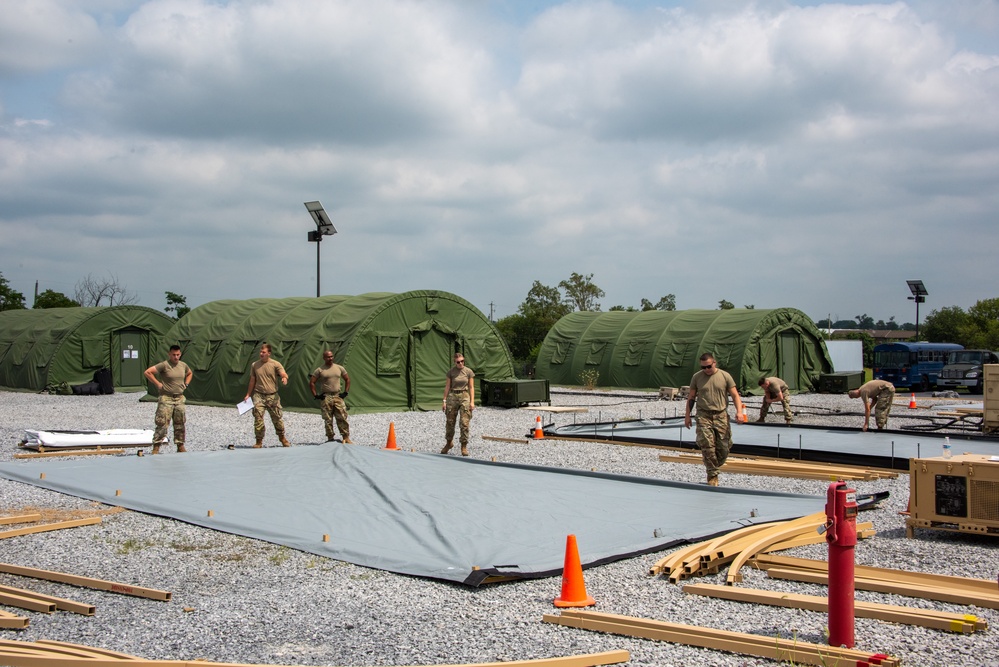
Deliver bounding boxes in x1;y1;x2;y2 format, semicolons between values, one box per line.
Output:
0;388;997;667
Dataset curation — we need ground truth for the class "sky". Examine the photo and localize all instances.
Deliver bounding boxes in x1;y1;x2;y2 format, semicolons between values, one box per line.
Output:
1;0;997;326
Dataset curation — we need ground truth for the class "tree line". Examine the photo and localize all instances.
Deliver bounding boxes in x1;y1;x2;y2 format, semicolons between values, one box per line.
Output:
0;271;189;319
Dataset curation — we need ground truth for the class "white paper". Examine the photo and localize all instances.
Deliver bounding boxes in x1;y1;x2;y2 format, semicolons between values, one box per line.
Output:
237;397;253;416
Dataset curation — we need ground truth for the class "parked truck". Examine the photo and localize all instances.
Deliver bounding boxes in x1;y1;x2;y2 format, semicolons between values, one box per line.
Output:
937;349;999;393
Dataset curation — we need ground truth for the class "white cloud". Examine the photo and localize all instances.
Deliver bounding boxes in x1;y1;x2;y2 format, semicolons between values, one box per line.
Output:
0;0;997;321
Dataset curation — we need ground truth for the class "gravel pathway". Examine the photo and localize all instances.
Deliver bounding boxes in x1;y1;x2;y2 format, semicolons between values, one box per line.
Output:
0;389;996;667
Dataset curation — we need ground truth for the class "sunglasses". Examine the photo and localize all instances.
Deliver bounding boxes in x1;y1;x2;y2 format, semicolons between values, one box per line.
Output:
456;359;465;364
700;364;714;369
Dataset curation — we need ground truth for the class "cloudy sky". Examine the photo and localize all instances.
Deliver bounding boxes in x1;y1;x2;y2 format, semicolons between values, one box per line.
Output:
2;0;997;325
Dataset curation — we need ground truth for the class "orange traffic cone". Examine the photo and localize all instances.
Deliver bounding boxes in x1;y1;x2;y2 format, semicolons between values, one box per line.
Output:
553;534;595;608
534;415;545;440
385;422;398;450
909;393;917;409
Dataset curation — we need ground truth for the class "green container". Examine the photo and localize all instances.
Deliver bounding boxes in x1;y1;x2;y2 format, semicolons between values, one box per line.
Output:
817;371;864;393
481;379;550;408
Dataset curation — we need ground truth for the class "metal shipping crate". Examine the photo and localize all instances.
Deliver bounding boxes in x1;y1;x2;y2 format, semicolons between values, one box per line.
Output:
985;364;999;434
816;371;864;393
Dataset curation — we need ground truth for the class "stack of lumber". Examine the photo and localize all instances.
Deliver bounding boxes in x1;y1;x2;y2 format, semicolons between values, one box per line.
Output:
648;512;875;584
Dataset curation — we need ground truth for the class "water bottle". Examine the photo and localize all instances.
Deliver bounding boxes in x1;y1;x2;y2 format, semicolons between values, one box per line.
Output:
942;437;952;459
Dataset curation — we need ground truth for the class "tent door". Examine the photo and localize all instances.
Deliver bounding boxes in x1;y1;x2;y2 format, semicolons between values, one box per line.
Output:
409;328;455;409
117;331;144;387
778;332;800;390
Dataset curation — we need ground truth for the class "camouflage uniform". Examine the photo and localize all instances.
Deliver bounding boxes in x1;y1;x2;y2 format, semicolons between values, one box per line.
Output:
252;392;286;441
149;358;191;451
445;390;473;447
695;410;732;478
154;394;187;448
759;377;792;423
320;394;350;442
858;380;895;430
688;366;739;483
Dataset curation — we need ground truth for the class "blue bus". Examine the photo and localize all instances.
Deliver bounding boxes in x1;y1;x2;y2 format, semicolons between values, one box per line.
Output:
872;342;963;391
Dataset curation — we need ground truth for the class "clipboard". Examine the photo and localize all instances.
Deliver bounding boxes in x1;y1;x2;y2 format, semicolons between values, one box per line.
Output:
237;397;253;416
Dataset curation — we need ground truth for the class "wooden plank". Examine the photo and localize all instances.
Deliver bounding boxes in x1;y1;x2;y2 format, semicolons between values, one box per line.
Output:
14;449;125;459
764;568;999;609
545;610;899;667
0;644;630;667
481;435;530;444
0;584;95;616
682;583;984;633
0;517;102;540
753;553;999;596
0;563;171;602
724;513;825;584
0;610;30;629
0;514;42;526
0;591;56;614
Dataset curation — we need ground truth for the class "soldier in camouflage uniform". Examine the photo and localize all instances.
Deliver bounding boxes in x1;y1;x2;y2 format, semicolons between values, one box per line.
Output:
144;345;193;454
757;376;793;424
849;380;896;431
309;350;352;444
684;353;746;486
240;343;290;448
441;353;475;456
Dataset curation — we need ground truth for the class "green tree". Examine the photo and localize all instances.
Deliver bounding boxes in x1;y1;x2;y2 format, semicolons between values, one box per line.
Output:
609;305;637;311
965;298;999;349
718;299;734;310
559;272;604;312
495;281;573;365
33;289;79;308
164;291;191;319
0;272;26;311
922;306;970;344
855;313;875;329
641;295;676;311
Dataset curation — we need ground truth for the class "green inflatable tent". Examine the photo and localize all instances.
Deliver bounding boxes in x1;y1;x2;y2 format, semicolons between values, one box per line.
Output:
0;306;176;392
155;291;515;413
536;308;832;394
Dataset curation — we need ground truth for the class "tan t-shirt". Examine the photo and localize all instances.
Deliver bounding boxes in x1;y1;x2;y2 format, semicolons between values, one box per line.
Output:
691;368;736;412
763;377;789;399
251;358;286;395
312;364;347;394
858;379;893;400
154;360;190;395
447;366;475;392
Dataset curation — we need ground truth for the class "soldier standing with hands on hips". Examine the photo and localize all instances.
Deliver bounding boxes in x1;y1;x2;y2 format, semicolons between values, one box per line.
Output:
309;350;352;444
144;345;193;454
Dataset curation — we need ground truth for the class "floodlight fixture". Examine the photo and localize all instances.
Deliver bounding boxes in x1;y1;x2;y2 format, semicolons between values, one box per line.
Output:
905;279;927;340
304;200;338;298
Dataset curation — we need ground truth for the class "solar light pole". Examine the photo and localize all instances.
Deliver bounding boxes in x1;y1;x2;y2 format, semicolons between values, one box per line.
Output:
304;201;337;298
906;280;927;340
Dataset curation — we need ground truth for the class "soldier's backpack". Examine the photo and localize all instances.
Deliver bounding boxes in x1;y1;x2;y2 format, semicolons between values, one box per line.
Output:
71;381;102;395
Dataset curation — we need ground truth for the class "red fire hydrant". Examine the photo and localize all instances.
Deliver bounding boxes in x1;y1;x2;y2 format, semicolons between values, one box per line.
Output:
825;481;857;648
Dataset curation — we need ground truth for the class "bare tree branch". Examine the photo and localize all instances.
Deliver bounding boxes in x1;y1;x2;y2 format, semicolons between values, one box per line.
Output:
74;273;139;307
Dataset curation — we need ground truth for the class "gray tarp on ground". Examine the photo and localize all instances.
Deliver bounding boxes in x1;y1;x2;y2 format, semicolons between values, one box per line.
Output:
0;443;824;586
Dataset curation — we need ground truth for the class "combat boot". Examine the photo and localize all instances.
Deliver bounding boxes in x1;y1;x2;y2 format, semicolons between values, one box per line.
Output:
279;436;291;447
460;444;469;457
440;441;453;454
707;475;719;487
151;444;161;455
252;440;263;448
343;437;354;444
176;444;186;453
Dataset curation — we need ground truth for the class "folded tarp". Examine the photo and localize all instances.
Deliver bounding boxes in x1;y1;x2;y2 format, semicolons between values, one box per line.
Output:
20;429;154;450
0;443;824;586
